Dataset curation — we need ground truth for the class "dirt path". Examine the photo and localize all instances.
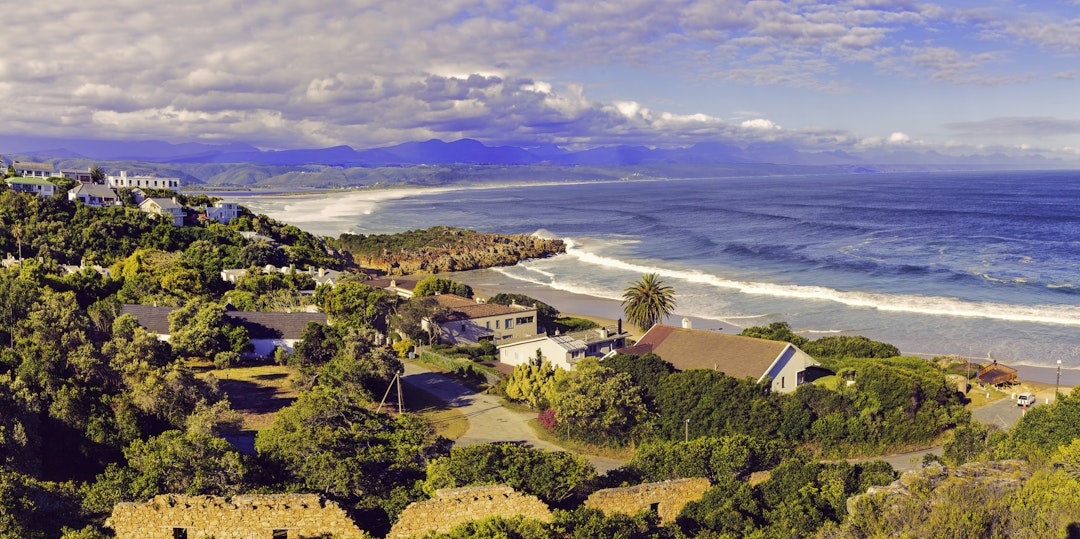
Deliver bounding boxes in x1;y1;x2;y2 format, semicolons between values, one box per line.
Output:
401;361;626;473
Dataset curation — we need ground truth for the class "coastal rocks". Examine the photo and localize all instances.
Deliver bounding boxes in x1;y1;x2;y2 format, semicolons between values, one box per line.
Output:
332;227;565;275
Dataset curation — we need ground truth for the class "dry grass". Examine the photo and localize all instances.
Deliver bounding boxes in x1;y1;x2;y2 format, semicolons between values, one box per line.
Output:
401;384;469;440
199;363;299;431
526;419;636;461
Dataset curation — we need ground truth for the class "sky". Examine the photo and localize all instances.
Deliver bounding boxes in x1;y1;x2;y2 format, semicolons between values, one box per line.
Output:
3;0;1080;159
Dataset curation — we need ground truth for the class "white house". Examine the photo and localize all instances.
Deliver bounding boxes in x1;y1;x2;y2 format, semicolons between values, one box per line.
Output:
120;304;328;358
425;294;538;345
107;170;181;190
68;183;120;207
614;322;819;393
139;197;186;226
203;201;239;224
6;177;56;197
11;161;55;178
498;324;632;370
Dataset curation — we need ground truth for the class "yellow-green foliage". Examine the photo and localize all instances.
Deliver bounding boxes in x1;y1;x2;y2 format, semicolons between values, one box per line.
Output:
393;339;415;359
503;360;560;409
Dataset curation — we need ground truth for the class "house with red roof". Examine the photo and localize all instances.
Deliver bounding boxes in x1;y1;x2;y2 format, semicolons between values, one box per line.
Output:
614;321;818;393
423;293;538;345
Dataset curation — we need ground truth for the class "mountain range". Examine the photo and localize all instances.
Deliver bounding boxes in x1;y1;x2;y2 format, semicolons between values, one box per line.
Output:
1;135;1067;169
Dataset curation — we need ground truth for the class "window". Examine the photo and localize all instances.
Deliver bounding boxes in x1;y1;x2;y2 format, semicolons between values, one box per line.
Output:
649;502;660;514
781;376;785;389
494;320;500;329
505;318;513;329
173;529;188;539
272;531;289;539
516;316;534;324
485;321;490;329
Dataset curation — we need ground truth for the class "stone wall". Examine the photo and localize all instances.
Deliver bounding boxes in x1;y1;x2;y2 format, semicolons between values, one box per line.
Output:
388;485;552;539
584;478;712;524
107;494;367;539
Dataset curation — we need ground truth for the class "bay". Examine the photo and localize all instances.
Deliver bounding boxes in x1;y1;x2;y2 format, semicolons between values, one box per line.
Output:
229;170;1080;373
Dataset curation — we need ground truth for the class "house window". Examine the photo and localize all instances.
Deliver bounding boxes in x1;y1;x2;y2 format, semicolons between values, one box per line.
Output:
272;530;289;539
485;321;490;329
781;376;785;389
494;320;500;329
505;318;514;329
173;529;188;539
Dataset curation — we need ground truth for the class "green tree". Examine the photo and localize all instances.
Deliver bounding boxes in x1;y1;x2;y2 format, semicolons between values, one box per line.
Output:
502;360;559;409
423;443;596;505
255;386;451;517
89;165;106;184
739;321;809;347
621;273;676;331
83;430;247;514
413;276;473;298
549;358;649;446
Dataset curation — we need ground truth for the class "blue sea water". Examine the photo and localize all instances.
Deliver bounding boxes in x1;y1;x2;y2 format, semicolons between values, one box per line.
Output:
232;170;1080;370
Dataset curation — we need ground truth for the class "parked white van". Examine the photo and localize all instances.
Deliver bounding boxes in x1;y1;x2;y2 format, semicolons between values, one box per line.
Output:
1017;392;1037;407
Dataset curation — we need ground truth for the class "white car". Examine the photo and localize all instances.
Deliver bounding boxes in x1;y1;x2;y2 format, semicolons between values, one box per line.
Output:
1017;392;1037;407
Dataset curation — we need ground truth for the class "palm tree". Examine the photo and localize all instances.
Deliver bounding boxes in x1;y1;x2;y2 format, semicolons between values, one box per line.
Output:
622;273;677;331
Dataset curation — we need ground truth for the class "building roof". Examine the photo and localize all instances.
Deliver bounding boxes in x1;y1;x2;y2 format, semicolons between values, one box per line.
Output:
121;304;327;340
616;324;793;379
13;161;54;172
7;178;55;186
565;325;632;345
70;183;118;198
141;197;182;210
430;293;534;321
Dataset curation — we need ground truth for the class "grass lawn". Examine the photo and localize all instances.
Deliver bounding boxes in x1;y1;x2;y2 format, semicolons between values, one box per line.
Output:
401;384;469;440
197;360;468;440
526;419;636;461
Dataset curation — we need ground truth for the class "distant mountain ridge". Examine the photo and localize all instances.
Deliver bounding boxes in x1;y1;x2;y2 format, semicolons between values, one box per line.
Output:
2;135;1068;169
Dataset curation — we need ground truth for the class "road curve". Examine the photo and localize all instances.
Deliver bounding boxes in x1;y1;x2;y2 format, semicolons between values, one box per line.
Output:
400;361;625;472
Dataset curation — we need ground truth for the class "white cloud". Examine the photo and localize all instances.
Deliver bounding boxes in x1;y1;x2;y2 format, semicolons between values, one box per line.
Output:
741;118;781;130
887;132;911;144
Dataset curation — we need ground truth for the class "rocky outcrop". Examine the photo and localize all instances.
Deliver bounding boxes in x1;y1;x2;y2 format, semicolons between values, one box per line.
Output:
333;227;565;275
846;460;1031;516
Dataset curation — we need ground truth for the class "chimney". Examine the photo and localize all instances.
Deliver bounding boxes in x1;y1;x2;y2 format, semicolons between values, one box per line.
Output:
390;279;396;287
618;318;622;334
600;327;608;339
318;268;325;277
682;317;692;329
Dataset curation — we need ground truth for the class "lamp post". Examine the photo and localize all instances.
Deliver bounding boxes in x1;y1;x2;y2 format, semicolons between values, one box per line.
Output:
684;419;690;443
1057;359;1062;398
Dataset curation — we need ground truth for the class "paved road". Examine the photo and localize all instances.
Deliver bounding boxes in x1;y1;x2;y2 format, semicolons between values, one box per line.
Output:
972;394;1032;430
401;361;626;473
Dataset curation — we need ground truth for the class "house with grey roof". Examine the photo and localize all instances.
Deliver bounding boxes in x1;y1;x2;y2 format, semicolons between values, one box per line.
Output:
68;183;120;207
139;197;186;226
498;323;632;370
6;176;56;197
11;160;55;178
424;294;538;345
613;321;818;393
120;304;327;357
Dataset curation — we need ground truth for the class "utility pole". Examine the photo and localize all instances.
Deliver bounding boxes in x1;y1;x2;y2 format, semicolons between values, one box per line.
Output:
1057;359;1062;398
684;418;690;443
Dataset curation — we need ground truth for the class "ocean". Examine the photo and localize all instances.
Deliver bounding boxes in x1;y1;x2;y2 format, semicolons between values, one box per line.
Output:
230;170;1080;374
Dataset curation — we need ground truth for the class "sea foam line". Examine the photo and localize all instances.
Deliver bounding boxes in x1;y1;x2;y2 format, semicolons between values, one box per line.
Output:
560;240;1080;327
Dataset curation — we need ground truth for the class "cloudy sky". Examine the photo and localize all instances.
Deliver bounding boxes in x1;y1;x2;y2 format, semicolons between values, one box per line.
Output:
3;0;1080;158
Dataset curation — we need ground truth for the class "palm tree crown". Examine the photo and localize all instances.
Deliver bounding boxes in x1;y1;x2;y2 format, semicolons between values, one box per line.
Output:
621;273;677;331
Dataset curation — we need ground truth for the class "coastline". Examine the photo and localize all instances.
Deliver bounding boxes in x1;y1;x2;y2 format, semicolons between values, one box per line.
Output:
450;267;1077;387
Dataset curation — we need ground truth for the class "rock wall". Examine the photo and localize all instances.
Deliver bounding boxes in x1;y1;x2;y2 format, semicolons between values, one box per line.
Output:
107;494;367;539
388;485;552;539
584;478;712;524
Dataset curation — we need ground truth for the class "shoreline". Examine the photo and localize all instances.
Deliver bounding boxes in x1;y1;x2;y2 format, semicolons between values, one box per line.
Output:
449;267;1077;387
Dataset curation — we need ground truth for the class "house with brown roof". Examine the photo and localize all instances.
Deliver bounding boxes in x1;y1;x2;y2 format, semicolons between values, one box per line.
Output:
614;322;818;393
498;323;632;370
120;304;327;357
424;294;538;345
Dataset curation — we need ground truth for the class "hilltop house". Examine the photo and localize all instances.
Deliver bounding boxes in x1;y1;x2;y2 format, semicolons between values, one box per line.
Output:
614;321;818;393
498;323;632;370
11;160;55;178
364;278;418;298
139;197;186;226
107;171;181;190
68;183;120;207
203;200;239;224
6;176;56;197
424;294;538;345
120;304;327;357
220;265;344;288
60;168;94;182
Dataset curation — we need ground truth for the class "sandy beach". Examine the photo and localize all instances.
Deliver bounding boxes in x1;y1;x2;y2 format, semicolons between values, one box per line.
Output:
448;267;1078;388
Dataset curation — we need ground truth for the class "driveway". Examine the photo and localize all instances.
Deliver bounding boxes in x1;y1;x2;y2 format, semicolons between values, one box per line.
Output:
971;394;1031;431
401;361;626;473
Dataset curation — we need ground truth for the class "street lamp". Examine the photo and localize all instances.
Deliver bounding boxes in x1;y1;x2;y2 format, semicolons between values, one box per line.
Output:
684;418;690;443
1057;359;1062;398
